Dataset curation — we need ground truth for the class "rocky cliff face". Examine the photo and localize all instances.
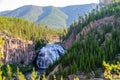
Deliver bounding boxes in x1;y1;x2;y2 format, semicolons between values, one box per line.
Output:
62;16;115;49
1;34;35;65
48;35;62;43
62;28;77;49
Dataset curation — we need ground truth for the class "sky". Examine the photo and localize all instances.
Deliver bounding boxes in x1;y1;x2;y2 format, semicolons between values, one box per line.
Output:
0;0;99;12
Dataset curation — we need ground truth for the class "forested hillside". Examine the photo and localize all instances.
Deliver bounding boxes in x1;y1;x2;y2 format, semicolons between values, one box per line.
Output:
0;0;120;80
0;16;65;80
0;16;64;50
0;3;97;29
46;0;120;79
60;3;97;26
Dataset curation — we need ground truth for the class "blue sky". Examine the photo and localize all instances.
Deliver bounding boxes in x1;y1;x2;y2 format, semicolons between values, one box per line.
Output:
0;0;99;11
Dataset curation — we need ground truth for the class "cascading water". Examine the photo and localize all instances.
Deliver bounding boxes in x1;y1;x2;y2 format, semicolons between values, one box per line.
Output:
36;43;64;69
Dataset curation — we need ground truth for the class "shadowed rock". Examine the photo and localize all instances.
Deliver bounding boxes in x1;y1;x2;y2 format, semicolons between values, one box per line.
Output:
1;34;35;65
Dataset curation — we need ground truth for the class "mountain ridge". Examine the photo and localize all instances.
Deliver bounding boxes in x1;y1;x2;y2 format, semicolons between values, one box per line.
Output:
0;3;97;29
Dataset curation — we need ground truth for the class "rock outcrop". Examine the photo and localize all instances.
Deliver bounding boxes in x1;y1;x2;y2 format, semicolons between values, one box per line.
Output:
80;16;114;36
62;28;77;49
62;16;115;49
48;35;62;43
1;34;35;65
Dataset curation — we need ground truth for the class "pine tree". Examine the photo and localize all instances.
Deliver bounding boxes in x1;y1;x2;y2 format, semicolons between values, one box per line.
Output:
7;65;12;80
30;68;37;80
16;67;26;80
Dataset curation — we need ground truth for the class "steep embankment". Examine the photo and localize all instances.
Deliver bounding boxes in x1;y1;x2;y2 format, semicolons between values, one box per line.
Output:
47;1;120;79
62;1;120;49
1;33;35;65
0;16;63;65
62;16;114;49
49;15;118;80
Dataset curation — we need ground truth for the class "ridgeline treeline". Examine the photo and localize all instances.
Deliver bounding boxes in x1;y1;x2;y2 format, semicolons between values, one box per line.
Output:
0;16;64;49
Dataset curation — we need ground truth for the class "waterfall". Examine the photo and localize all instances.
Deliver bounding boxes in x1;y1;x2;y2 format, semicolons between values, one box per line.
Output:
36;43;64;69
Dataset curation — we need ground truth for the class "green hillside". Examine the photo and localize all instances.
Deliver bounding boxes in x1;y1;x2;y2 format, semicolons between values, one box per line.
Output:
0;16;63;49
60;3;97;26
21;5;43;22
0;1;120;80
37;7;68;29
46;1;120;79
1;5;43;22
0;4;97;29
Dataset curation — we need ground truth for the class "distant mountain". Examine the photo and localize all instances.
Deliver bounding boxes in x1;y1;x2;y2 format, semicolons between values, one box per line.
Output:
36;6;68;29
60;4;97;26
0;5;43;22
0;3;97;29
